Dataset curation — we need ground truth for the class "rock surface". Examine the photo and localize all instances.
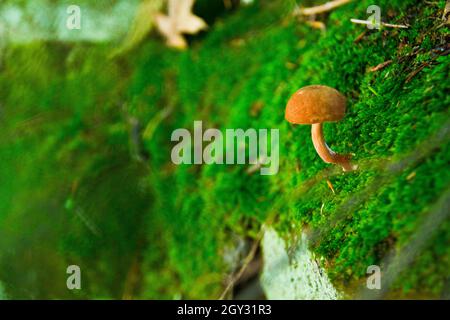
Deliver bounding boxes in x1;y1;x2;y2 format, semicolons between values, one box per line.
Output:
261;227;339;300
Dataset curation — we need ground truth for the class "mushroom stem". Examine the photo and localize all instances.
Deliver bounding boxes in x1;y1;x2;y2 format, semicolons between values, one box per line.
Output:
311;123;355;171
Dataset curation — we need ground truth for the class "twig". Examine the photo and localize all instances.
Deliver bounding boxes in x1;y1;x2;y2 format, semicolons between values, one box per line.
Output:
369;60;393;72
350;19;409;29
405;63;428;83
353;30;367;43
382;22;410;29
219;228;264;300
295;0;352;16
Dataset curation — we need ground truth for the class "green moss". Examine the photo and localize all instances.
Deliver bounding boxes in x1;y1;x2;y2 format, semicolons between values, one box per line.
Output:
0;0;448;299
146;0;449;298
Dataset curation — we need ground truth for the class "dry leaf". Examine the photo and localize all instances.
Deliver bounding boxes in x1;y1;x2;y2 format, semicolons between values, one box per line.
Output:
156;0;208;49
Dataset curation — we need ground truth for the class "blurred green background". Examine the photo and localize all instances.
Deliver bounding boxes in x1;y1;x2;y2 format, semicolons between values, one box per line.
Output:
0;0;449;299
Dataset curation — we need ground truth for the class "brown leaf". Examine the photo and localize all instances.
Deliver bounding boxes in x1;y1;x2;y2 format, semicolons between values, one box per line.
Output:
156;0;208;49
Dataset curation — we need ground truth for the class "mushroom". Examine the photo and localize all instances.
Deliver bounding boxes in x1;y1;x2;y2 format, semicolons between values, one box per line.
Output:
285;85;356;171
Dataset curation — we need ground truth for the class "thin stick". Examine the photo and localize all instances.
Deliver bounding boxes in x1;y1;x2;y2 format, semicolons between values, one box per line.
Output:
350;18;409;29
295;0;352;16
369;60;393;72
353;30;367;43
219;231;263;300
382;22;410;29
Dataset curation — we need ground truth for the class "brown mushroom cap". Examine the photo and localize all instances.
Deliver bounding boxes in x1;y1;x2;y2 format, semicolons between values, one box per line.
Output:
285;85;347;124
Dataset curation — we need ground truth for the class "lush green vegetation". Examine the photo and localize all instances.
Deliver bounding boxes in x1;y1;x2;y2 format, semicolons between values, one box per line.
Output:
0;0;448;299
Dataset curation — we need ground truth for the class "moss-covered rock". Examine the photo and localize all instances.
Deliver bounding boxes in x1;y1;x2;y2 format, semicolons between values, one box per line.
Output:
0;0;448;299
